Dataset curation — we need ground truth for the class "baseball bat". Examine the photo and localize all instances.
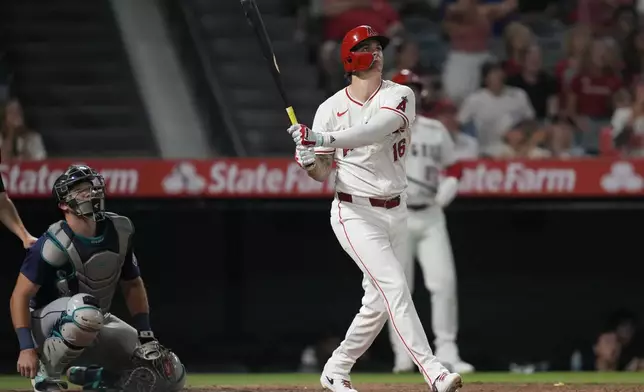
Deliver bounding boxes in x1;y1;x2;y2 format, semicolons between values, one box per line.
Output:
240;0;299;125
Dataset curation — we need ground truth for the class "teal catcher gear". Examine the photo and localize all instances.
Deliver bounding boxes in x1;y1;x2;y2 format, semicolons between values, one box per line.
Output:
67;340;186;392
32;294;104;391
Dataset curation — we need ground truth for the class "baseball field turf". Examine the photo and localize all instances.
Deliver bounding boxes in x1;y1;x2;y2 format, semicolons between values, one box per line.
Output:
1;372;644;391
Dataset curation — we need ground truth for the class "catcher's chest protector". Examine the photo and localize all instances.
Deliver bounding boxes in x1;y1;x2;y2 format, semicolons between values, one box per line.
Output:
41;213;134;313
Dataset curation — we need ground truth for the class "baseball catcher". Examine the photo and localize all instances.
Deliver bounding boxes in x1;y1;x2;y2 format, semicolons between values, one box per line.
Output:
9;164;186;392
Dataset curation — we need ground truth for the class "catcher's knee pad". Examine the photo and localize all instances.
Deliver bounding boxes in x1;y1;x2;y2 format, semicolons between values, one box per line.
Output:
59;293;104;346
42;294;104;376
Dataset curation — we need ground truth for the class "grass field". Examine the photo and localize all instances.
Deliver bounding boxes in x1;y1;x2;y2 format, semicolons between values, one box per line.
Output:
1;372;644;391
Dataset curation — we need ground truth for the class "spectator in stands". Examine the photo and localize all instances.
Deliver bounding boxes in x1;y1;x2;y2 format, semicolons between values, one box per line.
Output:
430;99;479;160
482;118;551;158
611;5;638;53
441;0;518;105
0;52;10;104
506;43;559;121
457;60;535;152
501;21;534;77
555;24;592;112
593;331;622;371
441;0;519;37
575;0;634;38
621;28;644;87
384;38;420;79
546;121;586;158
611;80;644;155
314;0;404;94
0;98;47;161
566;38;624;154
593;310;644;371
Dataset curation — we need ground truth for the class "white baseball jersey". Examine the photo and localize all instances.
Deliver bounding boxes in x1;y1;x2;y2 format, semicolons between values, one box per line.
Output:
405;115;457;206
312;80;416;198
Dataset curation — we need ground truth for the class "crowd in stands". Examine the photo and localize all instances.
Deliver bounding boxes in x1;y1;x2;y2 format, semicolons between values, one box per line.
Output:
292;0;644;159
0;51;47;162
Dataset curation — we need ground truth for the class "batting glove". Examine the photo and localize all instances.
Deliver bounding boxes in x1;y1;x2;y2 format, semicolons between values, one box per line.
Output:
294;145;316;168
287;124;323;147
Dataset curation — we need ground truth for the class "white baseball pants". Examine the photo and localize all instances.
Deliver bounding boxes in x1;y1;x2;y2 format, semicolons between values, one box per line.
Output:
323;197;447;385
387;204;460;370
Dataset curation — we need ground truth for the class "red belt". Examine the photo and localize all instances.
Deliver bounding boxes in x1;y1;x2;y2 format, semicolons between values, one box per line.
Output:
337;192;401;209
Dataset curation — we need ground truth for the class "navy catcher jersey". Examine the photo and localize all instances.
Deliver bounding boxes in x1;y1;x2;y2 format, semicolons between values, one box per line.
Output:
20;219;140;309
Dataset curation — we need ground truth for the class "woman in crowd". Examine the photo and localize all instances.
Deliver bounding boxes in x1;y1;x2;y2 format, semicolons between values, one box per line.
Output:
0;98;46;161
566;38;624;154
501;21;534;77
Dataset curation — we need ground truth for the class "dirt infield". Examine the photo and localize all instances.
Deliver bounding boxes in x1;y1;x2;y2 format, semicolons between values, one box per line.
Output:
196;384;644;392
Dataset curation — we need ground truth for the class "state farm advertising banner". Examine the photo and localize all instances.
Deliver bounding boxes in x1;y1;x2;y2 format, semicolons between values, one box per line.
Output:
2;158;644;198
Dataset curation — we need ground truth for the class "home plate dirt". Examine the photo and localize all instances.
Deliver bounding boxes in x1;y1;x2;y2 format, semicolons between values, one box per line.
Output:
199;384;643;392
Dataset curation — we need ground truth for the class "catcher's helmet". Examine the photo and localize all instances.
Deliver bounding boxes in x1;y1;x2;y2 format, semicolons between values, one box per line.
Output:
341;25;390;73
53;164;106;221
391;69;423;90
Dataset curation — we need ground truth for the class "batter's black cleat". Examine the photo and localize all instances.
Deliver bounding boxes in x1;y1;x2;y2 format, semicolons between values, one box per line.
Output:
66;366;121;391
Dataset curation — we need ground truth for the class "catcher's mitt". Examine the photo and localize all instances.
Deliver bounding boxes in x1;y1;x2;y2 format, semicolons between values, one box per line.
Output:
120;340;185;392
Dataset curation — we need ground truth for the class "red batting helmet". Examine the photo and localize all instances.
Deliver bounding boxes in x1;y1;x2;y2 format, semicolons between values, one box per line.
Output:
391;69;423;90
341;25;390;73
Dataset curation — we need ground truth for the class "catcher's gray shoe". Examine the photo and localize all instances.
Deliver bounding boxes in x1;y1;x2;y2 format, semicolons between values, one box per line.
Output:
31;377;68;392
32;360;68;392
66;365;120;391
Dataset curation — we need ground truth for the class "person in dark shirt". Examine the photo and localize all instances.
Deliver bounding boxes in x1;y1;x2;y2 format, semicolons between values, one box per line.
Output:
506;43;558;121
9;164;186;392
0;150;37;248
19;218;141;311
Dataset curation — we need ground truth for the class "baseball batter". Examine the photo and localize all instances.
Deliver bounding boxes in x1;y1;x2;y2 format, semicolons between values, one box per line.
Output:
9;164;186;392
386;70;473;375
287;25;463;392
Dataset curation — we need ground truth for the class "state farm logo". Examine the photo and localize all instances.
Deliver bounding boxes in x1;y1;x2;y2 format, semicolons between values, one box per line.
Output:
161;161;335;196
162;162;207;194
459;162;576;193
600;161;644;192
0;163;139;195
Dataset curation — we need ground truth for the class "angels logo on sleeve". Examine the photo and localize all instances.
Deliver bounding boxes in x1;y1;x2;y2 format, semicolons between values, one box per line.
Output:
396;96;408;112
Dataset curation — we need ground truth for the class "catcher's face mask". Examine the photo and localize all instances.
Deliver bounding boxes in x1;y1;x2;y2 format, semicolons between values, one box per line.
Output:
63;180;106;222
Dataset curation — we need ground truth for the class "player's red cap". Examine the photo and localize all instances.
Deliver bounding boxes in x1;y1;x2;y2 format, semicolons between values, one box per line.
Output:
341;25;389;73
391;69;423;90
428;99;457;117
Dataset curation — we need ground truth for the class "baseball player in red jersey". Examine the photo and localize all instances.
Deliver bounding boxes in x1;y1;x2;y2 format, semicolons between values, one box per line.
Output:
386;70;474;375
0;153;37;248
287;26;463;392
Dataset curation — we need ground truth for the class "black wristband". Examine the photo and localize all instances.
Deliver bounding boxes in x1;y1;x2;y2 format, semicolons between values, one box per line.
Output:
132;313;151;332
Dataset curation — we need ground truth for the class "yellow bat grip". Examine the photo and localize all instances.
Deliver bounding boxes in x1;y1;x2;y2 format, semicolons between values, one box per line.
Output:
286;106;298;125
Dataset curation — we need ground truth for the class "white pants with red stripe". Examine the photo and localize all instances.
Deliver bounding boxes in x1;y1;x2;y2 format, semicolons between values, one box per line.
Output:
387;205;460;371
323;197;447;385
